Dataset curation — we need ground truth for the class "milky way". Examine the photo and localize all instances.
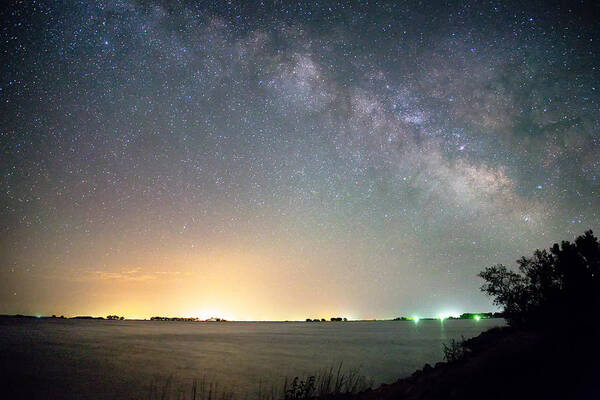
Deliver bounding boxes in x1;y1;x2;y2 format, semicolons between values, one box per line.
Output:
1;1;599;319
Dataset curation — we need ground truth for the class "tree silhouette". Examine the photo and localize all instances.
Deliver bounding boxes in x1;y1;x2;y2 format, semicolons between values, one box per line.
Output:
479;230;600;327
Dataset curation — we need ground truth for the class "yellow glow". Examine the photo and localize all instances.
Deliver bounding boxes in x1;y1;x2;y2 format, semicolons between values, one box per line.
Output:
43;244;354;321
11;233;397;320
194;308;235;321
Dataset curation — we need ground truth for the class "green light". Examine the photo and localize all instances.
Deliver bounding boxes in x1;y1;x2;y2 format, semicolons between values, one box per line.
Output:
438;316;445;321
412;316;420;323
474;315;481;321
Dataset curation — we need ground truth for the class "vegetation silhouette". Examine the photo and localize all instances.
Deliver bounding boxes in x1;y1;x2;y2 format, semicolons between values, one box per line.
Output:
478;230;600;328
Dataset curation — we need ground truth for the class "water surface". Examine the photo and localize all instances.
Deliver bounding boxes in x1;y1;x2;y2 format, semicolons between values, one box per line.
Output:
0;318;504;399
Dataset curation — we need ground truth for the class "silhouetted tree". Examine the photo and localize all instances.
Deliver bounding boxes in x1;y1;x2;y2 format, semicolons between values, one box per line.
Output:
479;230;600;327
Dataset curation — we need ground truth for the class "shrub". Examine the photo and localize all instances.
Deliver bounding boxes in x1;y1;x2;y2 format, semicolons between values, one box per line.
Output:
442;337;468;363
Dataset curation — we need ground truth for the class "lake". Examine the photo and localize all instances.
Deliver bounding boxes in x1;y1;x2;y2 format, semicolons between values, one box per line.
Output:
0;318;504;399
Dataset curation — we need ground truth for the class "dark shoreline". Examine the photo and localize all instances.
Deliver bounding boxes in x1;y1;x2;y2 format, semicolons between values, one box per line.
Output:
352;325;600;400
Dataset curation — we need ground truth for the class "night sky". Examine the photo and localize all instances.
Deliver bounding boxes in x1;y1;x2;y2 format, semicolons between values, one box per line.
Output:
1;1;599;320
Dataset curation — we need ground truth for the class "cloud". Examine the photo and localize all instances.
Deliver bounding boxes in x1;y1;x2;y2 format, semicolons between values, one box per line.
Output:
72;268;182;282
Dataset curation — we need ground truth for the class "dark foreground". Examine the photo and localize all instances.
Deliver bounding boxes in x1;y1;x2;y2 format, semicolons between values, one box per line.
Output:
354;325;600;400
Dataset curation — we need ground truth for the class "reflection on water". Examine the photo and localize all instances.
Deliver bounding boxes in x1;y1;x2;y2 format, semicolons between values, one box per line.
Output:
0;319;504;399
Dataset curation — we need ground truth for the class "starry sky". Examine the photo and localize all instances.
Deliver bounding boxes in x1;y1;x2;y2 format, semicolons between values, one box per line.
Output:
1;0;599;320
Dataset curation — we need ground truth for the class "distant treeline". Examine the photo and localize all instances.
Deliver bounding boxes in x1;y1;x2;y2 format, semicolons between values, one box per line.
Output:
72;315;125;320
0;313;504;323
0;314;125;320
150;316;199;321
150;316;227;322
393;312;503;321
0;314;67;319
305;317;348;322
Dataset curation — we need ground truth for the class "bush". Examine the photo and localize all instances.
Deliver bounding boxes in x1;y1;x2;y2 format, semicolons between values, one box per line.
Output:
442;337;468;363
284;376;316;400
478;230;600;328
282;364;372;400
